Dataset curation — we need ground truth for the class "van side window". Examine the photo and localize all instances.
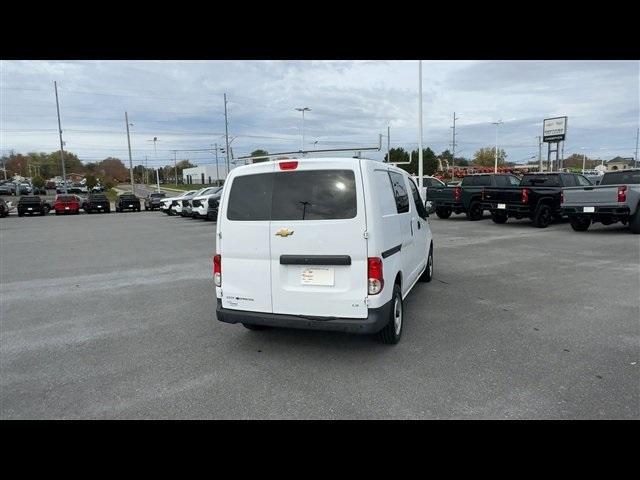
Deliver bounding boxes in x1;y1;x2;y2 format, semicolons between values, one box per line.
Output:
388;171;410;214
408;178;429;219
227;173;273;221
374;170;398;216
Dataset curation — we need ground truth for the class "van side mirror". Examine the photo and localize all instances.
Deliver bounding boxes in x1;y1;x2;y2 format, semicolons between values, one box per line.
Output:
424;200;436;216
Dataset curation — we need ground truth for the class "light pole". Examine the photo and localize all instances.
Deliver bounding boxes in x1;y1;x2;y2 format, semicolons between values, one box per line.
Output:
451;113;459;181
418;61;423;190
295;107;311;152
492;120;503;173
125;112;134;195
147;137;160;191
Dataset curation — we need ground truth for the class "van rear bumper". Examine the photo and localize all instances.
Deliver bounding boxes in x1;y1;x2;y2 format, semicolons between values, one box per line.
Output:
216;299;391;334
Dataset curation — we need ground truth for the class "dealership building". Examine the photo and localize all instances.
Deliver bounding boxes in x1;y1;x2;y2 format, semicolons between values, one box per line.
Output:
182;164;231;185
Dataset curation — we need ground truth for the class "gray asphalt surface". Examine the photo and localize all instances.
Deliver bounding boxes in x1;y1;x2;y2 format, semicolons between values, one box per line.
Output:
1;210;638;419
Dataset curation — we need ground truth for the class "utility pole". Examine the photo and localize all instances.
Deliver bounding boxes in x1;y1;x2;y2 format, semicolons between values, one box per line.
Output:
451;113;459;181
560;141;565;171
635;127;639;168
214;143;220;185
418;61;423;190
387;125;391;164
125;111;134;195
537;136;542;172
224;93;231;175
174;151;178;187
54;81;67;193
295;107;311;153
582;153;586;172
144;156;148;185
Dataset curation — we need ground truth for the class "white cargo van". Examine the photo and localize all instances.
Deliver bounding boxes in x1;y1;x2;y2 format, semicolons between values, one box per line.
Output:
214;158;434;344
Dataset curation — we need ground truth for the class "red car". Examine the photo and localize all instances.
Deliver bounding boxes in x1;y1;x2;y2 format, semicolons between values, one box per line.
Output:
54;194;81;215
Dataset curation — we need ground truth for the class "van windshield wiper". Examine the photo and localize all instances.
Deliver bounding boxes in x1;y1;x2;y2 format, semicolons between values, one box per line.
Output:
299;200;312;220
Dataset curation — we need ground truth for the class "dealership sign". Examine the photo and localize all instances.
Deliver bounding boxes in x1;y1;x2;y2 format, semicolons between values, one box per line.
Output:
543;116;568;142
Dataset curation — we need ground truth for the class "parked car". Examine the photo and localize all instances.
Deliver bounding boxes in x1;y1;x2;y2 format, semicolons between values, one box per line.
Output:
178;187;220;217
18;183;32;195
17;196;50;216
54;194;81;215
205;195;221;221
561;169;640;233
0;198;10;217
82;193;111;213
115;193;141;212
427;173;521;220
191;187;223;218
481;172;593;228
0;183;16;195
215;158;434;344
45;180;57;189
160;190;198;215
32;186;47;195
144;192;167;211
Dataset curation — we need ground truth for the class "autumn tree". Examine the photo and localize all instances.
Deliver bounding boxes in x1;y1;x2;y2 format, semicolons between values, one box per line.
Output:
473;147;507;167
250;149;269;163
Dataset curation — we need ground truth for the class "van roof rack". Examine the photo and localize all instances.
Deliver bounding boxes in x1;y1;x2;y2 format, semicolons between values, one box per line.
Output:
236;136;383;162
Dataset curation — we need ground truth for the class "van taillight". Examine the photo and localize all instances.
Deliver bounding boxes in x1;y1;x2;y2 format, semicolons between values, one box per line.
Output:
521;188;529;204
367;257;384;295
279;161;298;170
617;186;627;203
453;186;462;201
213;254;221;287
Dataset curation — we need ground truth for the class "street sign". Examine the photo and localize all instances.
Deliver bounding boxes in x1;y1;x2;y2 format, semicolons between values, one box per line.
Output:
543;116;568;142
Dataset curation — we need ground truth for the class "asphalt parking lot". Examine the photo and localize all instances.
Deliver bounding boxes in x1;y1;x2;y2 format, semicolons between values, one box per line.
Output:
1;211;638;419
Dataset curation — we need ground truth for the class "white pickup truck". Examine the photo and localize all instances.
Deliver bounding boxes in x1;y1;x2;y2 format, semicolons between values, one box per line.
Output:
561;169;640;233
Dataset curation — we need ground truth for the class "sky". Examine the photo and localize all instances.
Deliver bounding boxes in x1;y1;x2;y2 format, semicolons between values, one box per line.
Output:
1;60;638;169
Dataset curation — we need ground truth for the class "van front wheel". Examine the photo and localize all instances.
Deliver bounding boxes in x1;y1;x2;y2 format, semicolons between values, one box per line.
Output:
378;285;403;345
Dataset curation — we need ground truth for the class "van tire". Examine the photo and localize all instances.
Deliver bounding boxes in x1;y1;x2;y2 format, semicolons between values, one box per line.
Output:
466;201;483;221
377;284;403;345
242;323;270;331
418;244;433;282
569;214;591;232
435;207;452;219
629;211;640;234
533;204;552;228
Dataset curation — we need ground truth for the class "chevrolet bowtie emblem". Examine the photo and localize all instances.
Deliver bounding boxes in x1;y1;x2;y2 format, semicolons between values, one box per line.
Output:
275;227;294;237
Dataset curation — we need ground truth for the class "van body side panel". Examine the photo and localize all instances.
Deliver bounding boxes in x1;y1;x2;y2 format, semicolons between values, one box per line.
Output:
217;162;274;313
269;160;368;319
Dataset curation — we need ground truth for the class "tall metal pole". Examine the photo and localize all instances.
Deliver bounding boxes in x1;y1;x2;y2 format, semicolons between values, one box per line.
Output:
537;136;542;172
387;126;390;164
214;143;220;185
560;141;565;171
125;111;134;195
635;127;639;168
451;113;458;181
174;151;178;187
418;61;423;190
54;81;67;194
492;120;503;173
224;93;230;175
582;153;586;172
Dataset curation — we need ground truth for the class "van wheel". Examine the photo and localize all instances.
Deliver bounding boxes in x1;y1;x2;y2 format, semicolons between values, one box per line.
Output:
491;211;508;224
533;204;552;228
242;323;270;331
419;244;433;282
435;207;452;219
466;201;483;221
378;284;403;345
569;215;591;232
629;211;640;234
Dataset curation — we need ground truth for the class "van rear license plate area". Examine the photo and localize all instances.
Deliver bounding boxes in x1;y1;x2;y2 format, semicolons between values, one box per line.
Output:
301;267;334;286
583;206;595;213
498;203;506;209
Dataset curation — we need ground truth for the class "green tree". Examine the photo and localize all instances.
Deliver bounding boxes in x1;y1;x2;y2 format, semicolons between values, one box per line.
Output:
85;174;97;189
32;175;45;189
473;147;507;167
384;147;410;164
396;148;438;176
250;149;269;163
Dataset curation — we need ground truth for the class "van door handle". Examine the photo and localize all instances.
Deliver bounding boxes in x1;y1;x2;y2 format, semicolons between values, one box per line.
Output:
417;220;421;229
410;220;413;236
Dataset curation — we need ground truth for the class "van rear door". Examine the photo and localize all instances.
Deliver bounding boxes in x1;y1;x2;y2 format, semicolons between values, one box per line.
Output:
269;160;368;319
219;162;275;313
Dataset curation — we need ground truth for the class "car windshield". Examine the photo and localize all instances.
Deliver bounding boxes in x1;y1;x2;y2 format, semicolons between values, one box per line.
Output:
600;170;640;185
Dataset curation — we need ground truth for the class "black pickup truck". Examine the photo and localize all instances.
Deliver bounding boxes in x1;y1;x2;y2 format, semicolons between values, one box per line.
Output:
17;196;51;216
115;193;141;212
83;193;111;213
426;173;521;220
481;172;593;228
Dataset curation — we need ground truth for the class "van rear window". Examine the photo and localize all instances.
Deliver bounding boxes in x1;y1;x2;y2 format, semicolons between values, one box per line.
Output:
226;170;357;221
